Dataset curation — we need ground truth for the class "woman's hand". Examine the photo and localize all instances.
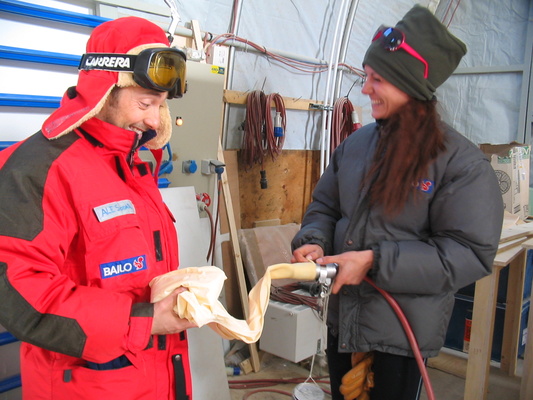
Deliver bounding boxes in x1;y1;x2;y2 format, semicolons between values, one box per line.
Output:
291;244;324;263
151;287;197;335
317;250;374;294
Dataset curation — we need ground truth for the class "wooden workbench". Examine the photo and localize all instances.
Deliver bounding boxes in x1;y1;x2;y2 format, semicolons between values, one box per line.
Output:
462;224;533;400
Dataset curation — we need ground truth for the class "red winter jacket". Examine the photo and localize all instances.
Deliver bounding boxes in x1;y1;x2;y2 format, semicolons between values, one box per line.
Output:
0;117;192;399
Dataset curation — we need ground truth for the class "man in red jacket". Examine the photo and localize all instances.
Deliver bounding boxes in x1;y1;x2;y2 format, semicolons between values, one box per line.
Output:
0;16;196;399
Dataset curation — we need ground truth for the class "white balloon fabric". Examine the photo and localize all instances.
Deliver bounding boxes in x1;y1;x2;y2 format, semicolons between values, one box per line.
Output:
150;262;316;343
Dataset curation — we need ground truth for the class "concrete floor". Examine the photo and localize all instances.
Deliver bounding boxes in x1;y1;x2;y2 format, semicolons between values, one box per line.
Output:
228;349;522;400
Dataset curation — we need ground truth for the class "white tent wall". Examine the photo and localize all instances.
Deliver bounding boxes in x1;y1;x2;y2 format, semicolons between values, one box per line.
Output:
435;0;532;146
0;0;531;149
358;0;532;147
0;0;91;141
169;0;533;150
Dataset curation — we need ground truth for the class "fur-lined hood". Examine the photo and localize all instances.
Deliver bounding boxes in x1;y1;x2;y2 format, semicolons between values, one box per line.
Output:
42;16;174;149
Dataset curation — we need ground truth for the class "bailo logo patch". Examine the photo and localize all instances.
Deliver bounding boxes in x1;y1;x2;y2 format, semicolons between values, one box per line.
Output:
100;255;147;279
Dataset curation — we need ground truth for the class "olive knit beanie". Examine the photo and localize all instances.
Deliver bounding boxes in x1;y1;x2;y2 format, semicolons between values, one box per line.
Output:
363;4;467;101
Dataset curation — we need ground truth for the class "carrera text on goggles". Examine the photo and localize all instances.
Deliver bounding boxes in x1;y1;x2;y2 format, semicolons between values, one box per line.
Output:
373;26;429;79
79;47;187;99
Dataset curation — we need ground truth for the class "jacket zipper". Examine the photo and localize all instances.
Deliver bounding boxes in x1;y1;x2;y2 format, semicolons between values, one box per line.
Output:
127;135;140;169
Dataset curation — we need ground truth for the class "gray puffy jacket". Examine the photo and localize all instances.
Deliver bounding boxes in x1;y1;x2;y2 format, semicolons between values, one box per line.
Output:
292;121;504;357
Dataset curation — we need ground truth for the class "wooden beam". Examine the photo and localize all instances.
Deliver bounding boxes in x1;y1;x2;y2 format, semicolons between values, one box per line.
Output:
500;250;526;375
464;266;502;400
190;20;203;51
223;89;323;111
217;141;261;372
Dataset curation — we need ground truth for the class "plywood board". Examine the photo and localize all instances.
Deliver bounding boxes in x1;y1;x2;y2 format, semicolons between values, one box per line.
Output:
237;150;320;229
499;223;533;243
497;236;528;253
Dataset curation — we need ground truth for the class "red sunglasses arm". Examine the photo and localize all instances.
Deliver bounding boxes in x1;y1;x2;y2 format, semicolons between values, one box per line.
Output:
400;43;429;79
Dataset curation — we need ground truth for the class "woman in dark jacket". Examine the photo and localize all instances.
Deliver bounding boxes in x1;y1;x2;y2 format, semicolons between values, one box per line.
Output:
292;5;504;400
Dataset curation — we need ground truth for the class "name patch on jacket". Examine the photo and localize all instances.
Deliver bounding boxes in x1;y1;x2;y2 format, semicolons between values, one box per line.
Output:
94;200;135;222
417;179;434;194
100;255;147;279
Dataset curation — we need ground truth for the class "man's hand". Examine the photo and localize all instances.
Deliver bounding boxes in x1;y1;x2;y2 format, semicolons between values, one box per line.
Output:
151;287;197;335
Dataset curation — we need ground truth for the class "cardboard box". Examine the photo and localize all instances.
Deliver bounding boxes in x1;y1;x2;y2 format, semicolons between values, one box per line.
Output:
480;143;530;220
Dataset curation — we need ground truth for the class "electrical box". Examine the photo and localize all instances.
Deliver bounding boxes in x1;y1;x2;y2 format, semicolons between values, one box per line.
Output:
206;44;229;68
163;62;226;199
259;298;325;363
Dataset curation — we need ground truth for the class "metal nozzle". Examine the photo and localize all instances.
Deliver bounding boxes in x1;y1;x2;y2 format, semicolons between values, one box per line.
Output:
315;263;338;285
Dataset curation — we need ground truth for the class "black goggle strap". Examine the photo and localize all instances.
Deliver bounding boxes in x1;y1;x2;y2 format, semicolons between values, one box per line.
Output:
78;50;186;97
78;53;137;72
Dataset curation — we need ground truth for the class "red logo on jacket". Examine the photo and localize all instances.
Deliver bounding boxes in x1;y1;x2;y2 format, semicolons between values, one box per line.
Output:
418;179;434;194
100;255;147;279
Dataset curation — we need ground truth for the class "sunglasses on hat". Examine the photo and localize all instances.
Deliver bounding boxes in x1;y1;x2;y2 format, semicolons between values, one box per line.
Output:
79;47;187;99
372;26;429;79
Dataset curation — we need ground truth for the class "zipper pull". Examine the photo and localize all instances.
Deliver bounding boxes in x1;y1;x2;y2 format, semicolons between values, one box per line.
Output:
128;136;140;168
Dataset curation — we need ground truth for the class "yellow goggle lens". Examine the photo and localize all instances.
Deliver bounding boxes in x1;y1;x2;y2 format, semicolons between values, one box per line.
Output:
148;51;185;90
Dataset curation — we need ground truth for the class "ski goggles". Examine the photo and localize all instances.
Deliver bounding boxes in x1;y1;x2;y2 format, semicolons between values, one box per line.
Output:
372;26;429;79
79;47;187;99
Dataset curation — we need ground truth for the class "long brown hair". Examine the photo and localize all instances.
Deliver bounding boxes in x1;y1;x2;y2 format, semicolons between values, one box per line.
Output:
365;98;445;216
